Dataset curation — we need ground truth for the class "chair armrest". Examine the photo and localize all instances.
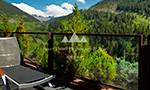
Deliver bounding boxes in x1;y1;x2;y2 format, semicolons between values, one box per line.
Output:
24;57;47;72
0;68;10;90
24;57;40;69
0;68;4;76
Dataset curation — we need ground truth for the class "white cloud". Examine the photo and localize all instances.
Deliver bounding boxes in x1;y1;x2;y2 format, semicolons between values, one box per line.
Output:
12;3;45;16
45;3;74;17
12;2;74;17
61;2;74;10
77;0;86;4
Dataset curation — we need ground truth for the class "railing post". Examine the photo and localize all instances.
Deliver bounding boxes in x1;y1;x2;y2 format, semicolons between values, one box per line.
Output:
10;32;14;37
139;35;143;90
48;32;54;74
4;32;7;37
139;35;150;90
146;35;150;90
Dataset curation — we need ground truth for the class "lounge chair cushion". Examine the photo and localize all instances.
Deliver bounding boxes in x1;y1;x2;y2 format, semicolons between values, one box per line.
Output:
2;65;50;84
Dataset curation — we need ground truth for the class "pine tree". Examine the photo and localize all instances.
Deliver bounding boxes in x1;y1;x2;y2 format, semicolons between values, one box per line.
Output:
16;19;30;56
61;3;92;33
60;3;92;76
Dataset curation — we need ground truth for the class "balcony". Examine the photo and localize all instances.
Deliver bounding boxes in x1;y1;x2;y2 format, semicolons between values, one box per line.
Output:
0;32;149;90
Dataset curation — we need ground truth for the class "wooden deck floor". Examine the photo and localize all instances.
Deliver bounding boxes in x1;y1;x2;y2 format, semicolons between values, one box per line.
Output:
0;77;123;90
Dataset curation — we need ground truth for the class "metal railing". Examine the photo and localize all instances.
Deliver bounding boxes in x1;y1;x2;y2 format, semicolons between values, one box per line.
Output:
0;32;148;90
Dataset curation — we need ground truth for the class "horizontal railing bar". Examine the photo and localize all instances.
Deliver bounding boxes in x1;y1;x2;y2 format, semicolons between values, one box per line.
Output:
0;32;142;37
13;32;49;34
0;32;49;34
53;33;142;37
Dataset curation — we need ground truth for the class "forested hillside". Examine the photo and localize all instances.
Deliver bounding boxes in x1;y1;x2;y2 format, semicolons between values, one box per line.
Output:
0;0;39;22
90;0;150;17
49;10;150;42
116;0;150;17
89;0;119;11
48;0;150;64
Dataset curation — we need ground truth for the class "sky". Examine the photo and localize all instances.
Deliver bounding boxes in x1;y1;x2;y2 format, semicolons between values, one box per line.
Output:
3;0;101;17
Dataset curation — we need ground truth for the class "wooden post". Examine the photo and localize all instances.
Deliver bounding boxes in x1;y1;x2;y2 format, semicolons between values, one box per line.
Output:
139;35;143;90
48;32;54;74
4;32;7;37
139;35;150;90
10;32;14;37
146;35;150;90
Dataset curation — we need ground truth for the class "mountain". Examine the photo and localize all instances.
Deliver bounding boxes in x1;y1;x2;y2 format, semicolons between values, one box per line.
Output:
89;0;119;12
89;0;150;17
32;14;55;22
44;16;63;24
32;14;63;23
0;0;39;22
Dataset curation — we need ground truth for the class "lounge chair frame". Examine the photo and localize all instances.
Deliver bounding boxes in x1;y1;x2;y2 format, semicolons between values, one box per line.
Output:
0;37;55;89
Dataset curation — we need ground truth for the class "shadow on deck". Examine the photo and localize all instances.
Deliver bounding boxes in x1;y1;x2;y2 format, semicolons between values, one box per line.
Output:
0;76;123;90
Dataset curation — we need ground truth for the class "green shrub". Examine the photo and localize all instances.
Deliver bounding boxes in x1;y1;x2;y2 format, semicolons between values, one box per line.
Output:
88;48;116;84
36;45;48;67
70;42;91;76
114;57;138;89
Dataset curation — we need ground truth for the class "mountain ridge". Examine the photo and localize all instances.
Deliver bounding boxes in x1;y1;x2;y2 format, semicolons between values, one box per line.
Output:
32;14;54;22
0;0;39;22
